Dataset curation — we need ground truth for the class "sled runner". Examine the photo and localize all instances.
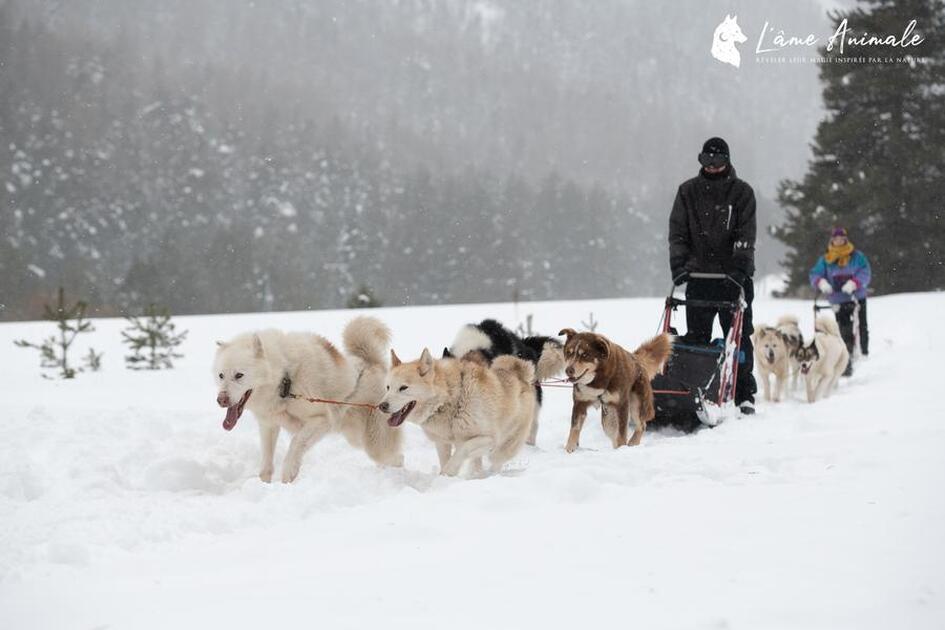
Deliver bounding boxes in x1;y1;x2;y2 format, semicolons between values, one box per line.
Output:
650;272;746;431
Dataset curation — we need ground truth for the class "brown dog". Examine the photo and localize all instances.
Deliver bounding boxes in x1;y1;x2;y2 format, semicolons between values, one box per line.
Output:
559;329;673;451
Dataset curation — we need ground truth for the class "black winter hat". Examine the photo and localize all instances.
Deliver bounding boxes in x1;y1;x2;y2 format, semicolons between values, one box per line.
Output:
701;137;730;157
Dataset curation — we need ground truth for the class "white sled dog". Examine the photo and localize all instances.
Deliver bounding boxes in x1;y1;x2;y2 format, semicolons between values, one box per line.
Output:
775;315;805;392
213;317;403;483
794;315;849;404
752;325;791;403
378;348;536;477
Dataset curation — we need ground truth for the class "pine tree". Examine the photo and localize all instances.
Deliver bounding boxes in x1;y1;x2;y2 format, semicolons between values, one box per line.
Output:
121;304;188;370
775;0;945;295
13;287;101;379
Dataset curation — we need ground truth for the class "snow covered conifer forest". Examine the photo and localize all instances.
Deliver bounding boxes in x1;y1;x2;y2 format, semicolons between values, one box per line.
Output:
0;0;832;319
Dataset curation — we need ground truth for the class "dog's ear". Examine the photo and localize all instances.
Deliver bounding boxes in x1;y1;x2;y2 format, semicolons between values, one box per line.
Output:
593;337;610;359
418;348;433;376
252;334;264;358
442;347;453;359
558;328;577;341
215;340;228;348
390;349;402;367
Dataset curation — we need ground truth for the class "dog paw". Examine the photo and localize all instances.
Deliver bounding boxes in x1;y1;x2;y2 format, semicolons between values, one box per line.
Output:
564;442;578;453
440;462;462;477
281;466;300;484
259;469;273;483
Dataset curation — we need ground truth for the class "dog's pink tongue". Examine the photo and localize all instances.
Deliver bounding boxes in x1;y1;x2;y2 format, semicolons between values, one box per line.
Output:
222;405;241;431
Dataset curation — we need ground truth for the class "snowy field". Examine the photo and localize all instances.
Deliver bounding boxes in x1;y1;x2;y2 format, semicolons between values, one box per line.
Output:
1;293;943;629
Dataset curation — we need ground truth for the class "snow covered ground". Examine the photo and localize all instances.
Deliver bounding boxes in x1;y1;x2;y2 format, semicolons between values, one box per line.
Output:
1;293;943;629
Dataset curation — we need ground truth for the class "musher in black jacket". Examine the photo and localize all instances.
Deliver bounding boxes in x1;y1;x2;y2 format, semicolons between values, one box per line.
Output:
668;137;757;414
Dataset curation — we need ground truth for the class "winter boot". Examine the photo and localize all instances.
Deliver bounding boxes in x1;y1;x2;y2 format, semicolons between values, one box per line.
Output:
738;400;756;416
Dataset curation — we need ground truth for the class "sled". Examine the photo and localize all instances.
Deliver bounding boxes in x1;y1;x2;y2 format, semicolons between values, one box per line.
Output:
813;295;860;360
650;272;746;432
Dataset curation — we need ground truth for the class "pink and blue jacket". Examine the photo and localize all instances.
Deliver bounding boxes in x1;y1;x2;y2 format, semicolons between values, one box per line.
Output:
809;250;871;304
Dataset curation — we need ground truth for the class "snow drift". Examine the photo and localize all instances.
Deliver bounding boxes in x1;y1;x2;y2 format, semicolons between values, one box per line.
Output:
0;294;943;629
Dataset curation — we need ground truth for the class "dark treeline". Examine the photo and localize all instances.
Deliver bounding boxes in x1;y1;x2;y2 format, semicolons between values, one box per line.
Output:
0;0;825;320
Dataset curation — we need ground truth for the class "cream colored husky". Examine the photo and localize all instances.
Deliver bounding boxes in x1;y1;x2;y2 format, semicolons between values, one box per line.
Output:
794;315;850;404
213;317;403;483
776;315;805;392
752;326;791;403
378;348;536;477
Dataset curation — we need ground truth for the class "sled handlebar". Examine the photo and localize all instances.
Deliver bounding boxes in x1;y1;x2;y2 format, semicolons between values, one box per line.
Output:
669;272;746;306
813;293;859;313
688;272;730;280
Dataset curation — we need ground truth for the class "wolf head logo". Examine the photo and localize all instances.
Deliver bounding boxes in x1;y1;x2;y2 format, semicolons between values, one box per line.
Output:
711;14;748;68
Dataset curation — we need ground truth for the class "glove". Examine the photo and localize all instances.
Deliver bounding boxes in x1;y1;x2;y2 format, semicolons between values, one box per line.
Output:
817;278;832;294
842;280;857;295
672;271;690;286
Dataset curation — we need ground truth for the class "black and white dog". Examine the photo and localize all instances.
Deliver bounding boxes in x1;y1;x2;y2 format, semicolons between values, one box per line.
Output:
443;319;565;445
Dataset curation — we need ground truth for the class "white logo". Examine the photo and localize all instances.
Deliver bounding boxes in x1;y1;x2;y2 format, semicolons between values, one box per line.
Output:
711;14;748;68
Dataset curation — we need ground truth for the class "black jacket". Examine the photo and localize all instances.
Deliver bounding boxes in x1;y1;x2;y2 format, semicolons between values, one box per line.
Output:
668;166;756;278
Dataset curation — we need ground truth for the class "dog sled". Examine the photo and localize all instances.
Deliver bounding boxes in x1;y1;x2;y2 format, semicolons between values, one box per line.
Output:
650;272;746;431
813;295;861;361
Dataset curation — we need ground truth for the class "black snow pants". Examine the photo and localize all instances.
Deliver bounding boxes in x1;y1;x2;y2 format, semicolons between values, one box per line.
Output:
836;298;869;357
685;277;757;405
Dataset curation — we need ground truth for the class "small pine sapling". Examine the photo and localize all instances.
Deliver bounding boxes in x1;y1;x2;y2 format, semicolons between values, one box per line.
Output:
122;304;188;370
13;287;101;379
581;312;598;332
84;348;103;372
515;313;534;338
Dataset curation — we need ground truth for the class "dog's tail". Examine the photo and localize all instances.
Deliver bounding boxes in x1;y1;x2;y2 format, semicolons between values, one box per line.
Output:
634;370;657;423
523;336;565;382
343;316;392;367
633;333;674;380
449;323;492;359
814;315;841;338
776;314;799;328
492;355;536;386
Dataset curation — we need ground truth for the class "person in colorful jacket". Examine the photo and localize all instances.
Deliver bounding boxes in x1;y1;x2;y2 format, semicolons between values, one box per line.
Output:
809;227;871;376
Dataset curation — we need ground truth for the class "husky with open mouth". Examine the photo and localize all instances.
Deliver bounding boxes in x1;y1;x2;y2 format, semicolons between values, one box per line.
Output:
559;329;673;451
378;348;536;477
795;315;849;404
213;316;403;483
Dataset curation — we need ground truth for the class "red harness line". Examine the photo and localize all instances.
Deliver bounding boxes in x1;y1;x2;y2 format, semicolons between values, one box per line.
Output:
539;381;689;396
287;393;378;410
287;384;687;413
